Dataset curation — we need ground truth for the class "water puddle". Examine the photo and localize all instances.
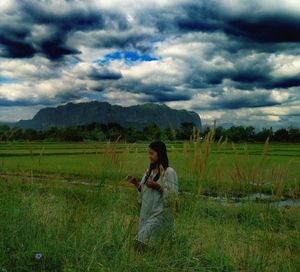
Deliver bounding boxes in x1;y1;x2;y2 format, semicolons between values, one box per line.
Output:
200;192;300;208
1;173;299;207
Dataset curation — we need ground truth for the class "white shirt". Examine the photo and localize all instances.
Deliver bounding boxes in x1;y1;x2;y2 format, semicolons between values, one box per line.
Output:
134;166;179;245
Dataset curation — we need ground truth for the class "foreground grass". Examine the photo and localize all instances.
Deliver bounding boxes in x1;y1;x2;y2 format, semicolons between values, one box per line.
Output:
0;135;299;271
0;176;299;271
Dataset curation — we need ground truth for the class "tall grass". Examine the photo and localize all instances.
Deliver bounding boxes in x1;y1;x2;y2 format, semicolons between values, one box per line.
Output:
229;137;271;197
1;174;299;271
182;129;299;199
87;135;128;187
0;132;298;200
0;136;299;271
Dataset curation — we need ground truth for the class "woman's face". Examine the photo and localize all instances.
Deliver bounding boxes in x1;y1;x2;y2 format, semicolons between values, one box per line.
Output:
148;147;158;164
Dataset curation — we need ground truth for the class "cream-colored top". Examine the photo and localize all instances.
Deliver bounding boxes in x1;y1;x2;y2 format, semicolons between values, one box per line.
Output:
134;166;179;245
137;166;179;208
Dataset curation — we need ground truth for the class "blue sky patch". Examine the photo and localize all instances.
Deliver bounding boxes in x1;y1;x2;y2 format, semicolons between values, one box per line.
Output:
96;51;159;65
67;58;80;67
0;76;18;84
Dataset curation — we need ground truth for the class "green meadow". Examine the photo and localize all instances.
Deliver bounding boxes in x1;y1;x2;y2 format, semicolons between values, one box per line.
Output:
0;133;299;271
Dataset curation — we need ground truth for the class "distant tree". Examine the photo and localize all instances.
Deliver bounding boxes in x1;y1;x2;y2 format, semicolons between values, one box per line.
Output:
200;125;210;139
23;128;38;141
88;128;106;141
163;126;176;141
142;122;162;140
225;126;244;142
287;126;300;142
11;127;24;141
255;127;274;142
45;126;61;139
178;122;195;140
106;122;124;141
274;128;289;142
1;121;299;143
0;124;10;132
0;125;10;141
223;126;255;143
62;127;83;141
245;126;256;142
84;122;99;131
124;127;140;143
214;126;225;141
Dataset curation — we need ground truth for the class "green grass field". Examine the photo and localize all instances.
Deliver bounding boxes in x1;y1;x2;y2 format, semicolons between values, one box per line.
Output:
0;135;299;271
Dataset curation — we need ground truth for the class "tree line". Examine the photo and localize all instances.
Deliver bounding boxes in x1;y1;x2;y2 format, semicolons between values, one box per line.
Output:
0;122;299;143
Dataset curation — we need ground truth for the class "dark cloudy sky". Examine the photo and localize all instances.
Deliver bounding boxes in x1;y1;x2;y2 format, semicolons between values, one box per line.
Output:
1;0;300;128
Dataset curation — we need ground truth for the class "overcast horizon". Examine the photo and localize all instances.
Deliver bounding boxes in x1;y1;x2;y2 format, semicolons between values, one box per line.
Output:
1;0;300;129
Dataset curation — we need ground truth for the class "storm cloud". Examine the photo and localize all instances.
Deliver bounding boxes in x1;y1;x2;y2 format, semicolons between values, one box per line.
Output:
0;0;300;128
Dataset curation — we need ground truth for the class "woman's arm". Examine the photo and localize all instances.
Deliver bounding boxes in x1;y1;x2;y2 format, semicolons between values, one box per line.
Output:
145;180;163;192
162;169;179;208
127;175;142;191
131;177;142;192
137;171;147;204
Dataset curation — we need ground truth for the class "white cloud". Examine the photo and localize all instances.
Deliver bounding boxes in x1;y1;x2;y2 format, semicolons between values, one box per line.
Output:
102;88;150;106
268;54;300;78
0;56;55;79
0;0;300;129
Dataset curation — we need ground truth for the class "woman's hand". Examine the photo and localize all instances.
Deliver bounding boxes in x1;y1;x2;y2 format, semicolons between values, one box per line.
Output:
145;179;163;193
126;175;141;192
126;175;137;184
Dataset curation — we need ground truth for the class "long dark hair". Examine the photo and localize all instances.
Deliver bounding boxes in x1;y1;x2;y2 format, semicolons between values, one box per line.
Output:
145;140;169;182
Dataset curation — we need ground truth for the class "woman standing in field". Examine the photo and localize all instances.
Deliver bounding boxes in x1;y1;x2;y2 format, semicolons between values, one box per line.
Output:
126;140;179;252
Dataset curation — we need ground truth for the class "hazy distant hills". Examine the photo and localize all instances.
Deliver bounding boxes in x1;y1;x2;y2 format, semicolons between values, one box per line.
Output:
11;101;202;131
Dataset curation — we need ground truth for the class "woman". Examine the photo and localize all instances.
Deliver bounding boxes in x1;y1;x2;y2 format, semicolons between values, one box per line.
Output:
126;140;179;252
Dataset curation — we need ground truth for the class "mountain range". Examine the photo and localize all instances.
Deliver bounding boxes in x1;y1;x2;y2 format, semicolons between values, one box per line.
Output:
11;101;202;131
